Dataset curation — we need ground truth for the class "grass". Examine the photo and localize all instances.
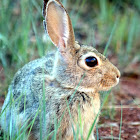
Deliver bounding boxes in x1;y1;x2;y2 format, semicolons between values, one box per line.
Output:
0;0;140;139
0;0;140;92
119;103;123;140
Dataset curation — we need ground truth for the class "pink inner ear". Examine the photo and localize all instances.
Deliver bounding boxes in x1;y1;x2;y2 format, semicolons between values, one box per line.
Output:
58;38;66;49
47;2;68;48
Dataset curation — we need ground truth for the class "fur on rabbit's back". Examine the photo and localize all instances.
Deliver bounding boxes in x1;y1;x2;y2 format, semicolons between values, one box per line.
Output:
0;52;55;133
11;52;54;99
14;52;54;92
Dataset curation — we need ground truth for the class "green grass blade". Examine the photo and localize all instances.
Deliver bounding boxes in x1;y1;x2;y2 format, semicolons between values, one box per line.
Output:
66;99;76;140
69;73;85;104
126;14;137;53
27;107;40;139
103;17;119;56
111;126;114;140
96;125;99;140
119;103;123;140
86;90;111;140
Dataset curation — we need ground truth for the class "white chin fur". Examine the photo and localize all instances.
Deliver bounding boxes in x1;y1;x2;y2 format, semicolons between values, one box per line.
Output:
77;87;96;93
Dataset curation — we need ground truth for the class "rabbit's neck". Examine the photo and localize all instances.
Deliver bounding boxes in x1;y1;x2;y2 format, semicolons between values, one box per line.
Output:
51;51;59;78
76;86;98;94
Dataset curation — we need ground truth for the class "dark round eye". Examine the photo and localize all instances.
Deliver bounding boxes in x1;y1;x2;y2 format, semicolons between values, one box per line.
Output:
85;56;98;67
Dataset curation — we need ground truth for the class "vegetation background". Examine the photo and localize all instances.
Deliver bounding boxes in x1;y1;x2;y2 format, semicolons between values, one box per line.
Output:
0;0;140;139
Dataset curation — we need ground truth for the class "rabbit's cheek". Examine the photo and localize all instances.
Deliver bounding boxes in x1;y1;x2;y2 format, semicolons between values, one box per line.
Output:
111;77;118;86
100;75;118;90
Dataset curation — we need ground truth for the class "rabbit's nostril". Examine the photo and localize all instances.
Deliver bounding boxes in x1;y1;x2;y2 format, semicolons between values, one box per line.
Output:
116;70;121;79
116;74;120;78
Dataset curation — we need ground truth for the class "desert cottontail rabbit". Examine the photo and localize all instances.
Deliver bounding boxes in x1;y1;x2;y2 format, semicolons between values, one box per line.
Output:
1;0;120;139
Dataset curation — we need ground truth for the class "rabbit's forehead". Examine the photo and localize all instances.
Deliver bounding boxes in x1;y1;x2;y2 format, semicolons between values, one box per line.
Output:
77;45;107;62
78;45;100;56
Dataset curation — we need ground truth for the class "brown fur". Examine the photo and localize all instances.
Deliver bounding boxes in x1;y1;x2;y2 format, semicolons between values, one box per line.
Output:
1;0;120;140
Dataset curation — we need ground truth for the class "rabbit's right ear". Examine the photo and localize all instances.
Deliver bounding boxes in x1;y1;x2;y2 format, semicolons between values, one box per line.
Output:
43;0;76;60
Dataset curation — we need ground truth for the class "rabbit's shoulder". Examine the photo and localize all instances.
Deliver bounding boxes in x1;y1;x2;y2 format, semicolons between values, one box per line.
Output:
0;52;55;133
2;52;55;114
9;52;55;98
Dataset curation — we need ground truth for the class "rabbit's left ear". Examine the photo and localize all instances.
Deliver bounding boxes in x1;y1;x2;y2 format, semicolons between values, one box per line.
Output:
43;0;76;59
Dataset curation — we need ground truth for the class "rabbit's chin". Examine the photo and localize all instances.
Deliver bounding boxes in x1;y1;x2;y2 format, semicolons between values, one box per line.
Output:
99;80;119;92
75;80;119;93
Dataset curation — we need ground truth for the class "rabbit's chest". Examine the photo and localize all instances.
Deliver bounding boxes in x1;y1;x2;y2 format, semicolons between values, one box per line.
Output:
77;92;100;129
81;94;100;122
71;92;100;120
62;92;100;139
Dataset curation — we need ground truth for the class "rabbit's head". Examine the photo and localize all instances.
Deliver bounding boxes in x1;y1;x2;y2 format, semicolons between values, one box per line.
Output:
43;0;120;93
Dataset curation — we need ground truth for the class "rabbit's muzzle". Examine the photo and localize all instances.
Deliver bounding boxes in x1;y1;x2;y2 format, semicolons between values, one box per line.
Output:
99;65;120;91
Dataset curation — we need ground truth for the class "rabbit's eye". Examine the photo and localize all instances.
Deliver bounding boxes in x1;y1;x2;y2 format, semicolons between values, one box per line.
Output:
85;56;98;67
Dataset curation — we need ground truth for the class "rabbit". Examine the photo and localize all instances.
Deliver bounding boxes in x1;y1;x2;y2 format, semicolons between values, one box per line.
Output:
0;0;120;140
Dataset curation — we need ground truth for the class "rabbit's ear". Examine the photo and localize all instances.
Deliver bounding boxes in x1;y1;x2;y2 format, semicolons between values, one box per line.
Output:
43;0;76;59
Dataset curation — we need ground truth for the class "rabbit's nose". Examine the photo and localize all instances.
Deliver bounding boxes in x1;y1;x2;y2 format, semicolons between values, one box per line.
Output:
116;73;120;79
116;70;121;79
115;69;120;84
